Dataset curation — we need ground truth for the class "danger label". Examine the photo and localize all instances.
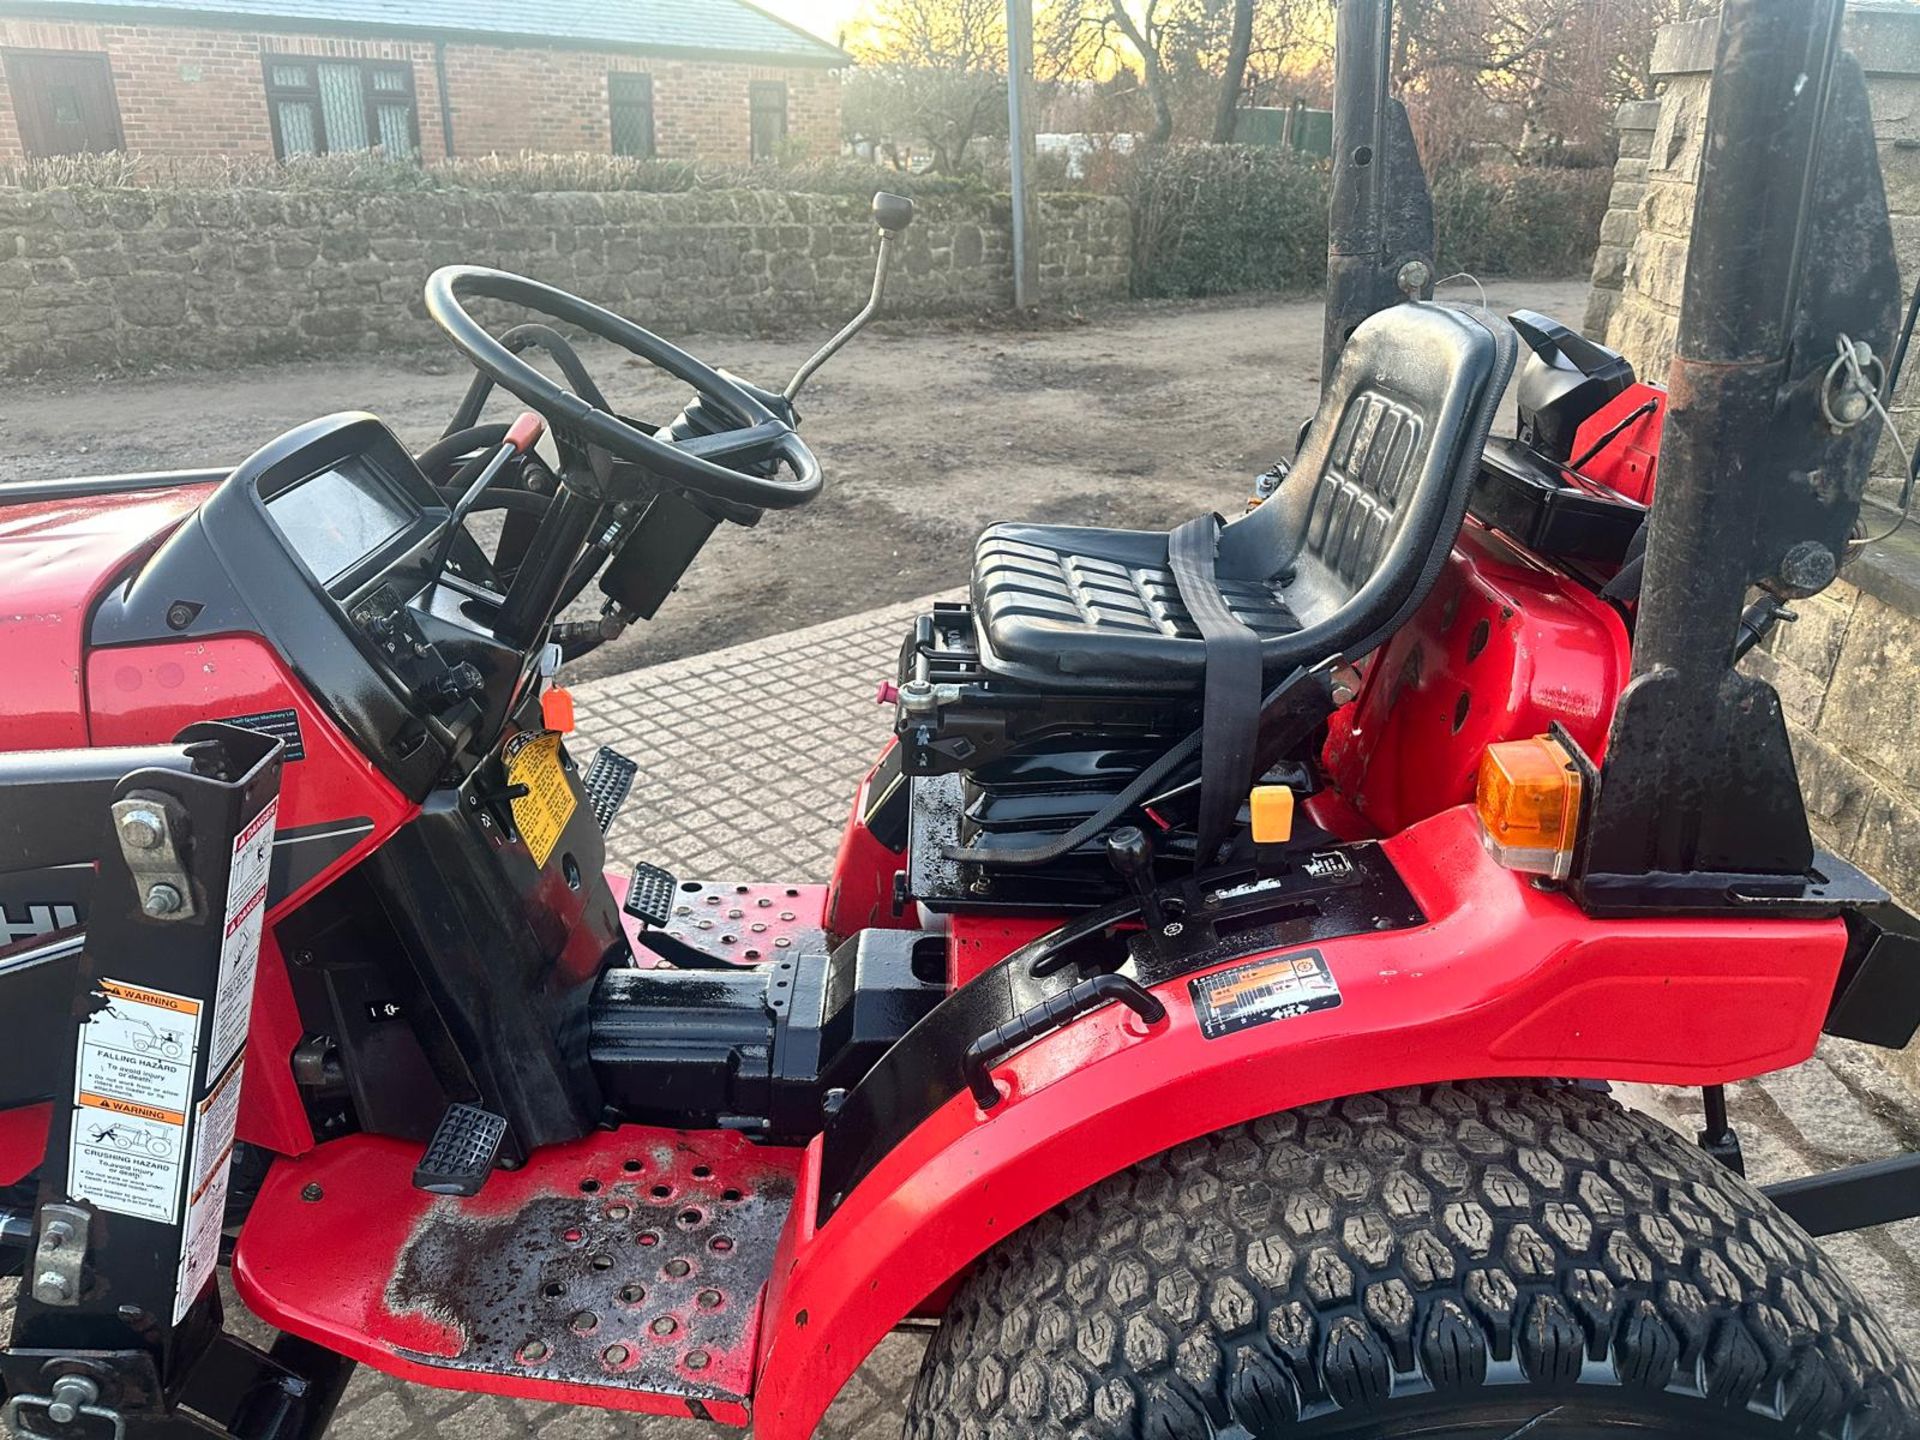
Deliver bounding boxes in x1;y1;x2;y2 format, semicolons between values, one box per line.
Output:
502;731;577;869
1190;948;1342;1040
71;979;201;1223
209;796;276;1077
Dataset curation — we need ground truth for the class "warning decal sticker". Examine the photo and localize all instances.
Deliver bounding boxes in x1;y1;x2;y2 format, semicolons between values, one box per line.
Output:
1189;947;1342;1040
70;979;201;1223
502;730;577;869
174;1058;244;1323
209;796;277;1078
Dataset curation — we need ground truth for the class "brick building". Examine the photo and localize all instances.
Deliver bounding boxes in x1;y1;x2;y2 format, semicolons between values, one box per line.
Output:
0;0;846;165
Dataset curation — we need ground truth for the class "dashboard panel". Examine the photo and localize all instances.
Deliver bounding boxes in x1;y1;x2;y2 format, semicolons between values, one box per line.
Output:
90;413;523;800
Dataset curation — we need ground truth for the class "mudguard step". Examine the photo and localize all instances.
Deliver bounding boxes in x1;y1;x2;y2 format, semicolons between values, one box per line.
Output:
233;1128;804;1423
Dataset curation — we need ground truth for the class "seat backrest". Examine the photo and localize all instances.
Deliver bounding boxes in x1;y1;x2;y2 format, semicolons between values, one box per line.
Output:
1219;301;1516;667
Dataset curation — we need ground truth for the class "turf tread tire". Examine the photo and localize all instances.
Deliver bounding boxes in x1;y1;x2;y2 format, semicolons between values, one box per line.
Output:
904;1080;1920;1439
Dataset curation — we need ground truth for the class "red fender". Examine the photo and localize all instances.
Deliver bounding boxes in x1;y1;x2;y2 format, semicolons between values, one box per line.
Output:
748;804;1846;1439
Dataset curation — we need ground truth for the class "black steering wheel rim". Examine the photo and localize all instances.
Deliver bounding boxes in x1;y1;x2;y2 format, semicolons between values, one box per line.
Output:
423;265;821;510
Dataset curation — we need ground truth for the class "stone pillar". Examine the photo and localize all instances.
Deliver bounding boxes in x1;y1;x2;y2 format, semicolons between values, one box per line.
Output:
1580;98;1659;341
1598;8;1920;512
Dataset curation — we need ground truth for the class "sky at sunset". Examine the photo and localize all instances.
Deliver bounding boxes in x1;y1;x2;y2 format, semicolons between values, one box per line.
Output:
755;0;870;47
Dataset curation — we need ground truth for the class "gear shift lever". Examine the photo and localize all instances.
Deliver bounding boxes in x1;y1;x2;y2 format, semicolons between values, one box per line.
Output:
784;192;916;402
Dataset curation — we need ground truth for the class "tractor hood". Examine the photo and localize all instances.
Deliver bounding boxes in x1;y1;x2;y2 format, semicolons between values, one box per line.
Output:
1;478;218;749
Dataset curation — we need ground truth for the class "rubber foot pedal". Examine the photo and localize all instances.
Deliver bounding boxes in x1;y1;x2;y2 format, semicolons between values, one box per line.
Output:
583;746;638;834
623;861;679;927
413;1103;507;1196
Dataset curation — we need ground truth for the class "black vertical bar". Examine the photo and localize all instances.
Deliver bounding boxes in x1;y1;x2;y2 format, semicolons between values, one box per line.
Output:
1573;0;1900;902
6;725;282;1411
1321;0;1434;390
1323;0;1391;380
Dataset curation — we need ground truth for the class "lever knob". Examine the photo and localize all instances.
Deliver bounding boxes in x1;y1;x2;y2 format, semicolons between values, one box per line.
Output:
1106;826;1166;931
872;191;915;234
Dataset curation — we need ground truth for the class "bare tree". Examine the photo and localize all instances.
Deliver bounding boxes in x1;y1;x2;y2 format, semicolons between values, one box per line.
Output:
1210;0;1256;142
848;0;1009;173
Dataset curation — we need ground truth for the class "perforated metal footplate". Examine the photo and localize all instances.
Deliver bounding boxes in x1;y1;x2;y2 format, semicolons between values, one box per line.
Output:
388;1137;793;1409
234;1127;804;1422
606;876;830;969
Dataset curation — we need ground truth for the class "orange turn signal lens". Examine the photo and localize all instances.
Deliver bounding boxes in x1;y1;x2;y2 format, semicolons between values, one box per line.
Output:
1475;735;1581;879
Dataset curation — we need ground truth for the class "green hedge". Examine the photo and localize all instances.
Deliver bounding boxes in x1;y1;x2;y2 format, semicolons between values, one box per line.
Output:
1128;145;1609;299
1127;145;1331;299
1432;165;1611;278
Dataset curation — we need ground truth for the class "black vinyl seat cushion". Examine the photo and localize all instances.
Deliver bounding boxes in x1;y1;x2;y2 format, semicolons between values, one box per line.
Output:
970;302;1517;692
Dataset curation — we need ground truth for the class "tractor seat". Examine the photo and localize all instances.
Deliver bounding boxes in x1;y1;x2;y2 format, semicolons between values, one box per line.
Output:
970;302;1517;691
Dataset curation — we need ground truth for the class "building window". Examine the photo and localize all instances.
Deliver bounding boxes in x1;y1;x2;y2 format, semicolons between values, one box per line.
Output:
749;80;787;162
609;71;654;158
3;49;123;157
263;56;417;159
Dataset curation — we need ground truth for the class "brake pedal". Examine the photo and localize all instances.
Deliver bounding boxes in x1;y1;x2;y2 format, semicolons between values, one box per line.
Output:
623;861;678;928
582;746;638;833
413;1103;508;1197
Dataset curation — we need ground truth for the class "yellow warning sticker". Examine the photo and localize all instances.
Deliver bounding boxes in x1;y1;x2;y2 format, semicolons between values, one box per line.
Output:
502;730;576;869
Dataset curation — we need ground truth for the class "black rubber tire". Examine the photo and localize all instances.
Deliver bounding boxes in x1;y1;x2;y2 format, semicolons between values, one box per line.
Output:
905;1081;1920;1439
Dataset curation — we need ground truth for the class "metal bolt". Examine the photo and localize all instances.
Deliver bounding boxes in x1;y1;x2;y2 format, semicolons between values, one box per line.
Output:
602;1343;630;1367
143;883;183;917
519;1339;550;1364
45;1376;98;1425
42;1220;74;1249
686;1349;711;1371
1395;258;1433;297
569;1310;598;1334
1779;540;1837;597
651;1315;677;1336
34;1270;71;1302
118;808;165;850
773;937;791;949
301;1182;324;1202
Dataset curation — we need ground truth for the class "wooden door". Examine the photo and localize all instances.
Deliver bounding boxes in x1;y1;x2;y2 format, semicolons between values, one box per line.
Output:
5;50;124;157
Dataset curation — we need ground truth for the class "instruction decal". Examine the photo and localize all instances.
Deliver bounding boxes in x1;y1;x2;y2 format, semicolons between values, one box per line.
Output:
174;1058;244;1323
70;979;201;1223
1189;947;1342;1040
502;730;577;869
209;796;277;1077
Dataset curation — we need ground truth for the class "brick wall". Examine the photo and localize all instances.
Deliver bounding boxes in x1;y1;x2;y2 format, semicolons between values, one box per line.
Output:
1582;9;1920;1097
0;187;1131;374
0;16;841;164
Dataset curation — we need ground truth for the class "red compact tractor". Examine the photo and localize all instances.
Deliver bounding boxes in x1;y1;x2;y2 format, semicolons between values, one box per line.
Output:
4;1;1920;1436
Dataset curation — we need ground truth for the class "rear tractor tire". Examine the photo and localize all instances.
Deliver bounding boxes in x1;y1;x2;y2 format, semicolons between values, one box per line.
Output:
906;1080;1920;1439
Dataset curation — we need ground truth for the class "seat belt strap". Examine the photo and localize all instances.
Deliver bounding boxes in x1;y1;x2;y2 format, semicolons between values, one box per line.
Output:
1167;514;1263;865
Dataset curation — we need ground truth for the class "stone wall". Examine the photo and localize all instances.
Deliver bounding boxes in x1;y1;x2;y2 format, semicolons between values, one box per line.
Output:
1583;9;1920;1096
0;187;1131;374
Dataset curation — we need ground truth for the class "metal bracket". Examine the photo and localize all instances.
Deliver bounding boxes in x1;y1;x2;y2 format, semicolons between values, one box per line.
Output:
110;792;195;922
29;1204;90;1307
3;1377;126;1440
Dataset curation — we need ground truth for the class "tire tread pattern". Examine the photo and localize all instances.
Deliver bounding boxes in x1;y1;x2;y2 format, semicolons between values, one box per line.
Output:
904;1081;1920;1439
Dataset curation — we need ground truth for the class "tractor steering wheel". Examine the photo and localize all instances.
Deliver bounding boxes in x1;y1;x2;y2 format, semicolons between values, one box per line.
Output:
423;266;822;510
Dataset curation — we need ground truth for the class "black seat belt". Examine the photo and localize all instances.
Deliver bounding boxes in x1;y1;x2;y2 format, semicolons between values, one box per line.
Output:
1166;514;1263;865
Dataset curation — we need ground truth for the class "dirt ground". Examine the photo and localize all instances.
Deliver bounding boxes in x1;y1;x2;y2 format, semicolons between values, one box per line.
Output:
0;279;1588;680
